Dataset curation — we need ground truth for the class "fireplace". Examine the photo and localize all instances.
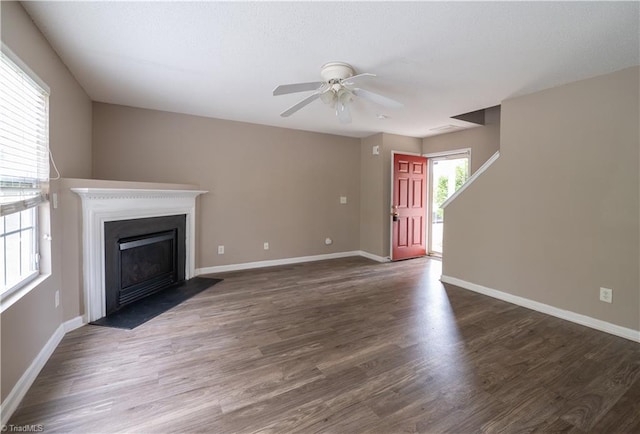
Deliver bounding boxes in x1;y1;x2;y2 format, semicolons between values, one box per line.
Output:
104;215;186;315
72;188;206;322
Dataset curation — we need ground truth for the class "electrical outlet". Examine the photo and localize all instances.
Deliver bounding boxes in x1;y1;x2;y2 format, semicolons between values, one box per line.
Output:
55;290;60;308
325;237;333;245
340;196;347;204
599;287;613;303
264;242;269;250
218;245;224;254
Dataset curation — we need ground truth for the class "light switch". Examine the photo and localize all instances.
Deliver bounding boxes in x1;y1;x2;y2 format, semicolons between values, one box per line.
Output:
340;196;347;204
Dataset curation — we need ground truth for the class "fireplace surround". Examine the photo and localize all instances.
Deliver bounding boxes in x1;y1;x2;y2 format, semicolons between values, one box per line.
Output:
72;188;206;322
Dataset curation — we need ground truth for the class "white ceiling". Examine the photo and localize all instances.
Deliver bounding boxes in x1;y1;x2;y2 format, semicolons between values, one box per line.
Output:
22;1;640;139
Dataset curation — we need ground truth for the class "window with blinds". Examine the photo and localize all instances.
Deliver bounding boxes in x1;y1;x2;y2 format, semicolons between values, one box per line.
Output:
0;49;49;295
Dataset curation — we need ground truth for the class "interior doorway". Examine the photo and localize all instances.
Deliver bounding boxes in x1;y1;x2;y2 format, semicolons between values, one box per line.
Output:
426;150;470;256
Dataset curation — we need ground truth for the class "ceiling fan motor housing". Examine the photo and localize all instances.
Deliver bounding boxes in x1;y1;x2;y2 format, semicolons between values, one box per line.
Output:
320;62;355;82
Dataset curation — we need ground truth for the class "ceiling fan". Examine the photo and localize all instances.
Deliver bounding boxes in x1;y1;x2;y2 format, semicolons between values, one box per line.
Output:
273;62;403;124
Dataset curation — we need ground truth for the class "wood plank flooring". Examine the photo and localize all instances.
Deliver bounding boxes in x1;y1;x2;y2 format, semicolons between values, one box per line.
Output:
8;257;640;433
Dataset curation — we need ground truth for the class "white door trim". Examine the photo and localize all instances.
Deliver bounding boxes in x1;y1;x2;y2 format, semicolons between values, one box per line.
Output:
423;149;471;256
423;147;472;160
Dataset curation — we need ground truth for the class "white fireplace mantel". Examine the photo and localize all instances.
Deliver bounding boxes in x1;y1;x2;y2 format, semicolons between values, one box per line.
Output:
72;188;207;322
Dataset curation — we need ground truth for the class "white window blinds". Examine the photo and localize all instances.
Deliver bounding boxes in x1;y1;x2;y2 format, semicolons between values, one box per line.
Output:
0;50;50;217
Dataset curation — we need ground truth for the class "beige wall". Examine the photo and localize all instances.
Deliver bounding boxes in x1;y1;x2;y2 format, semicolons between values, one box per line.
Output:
92;103;362;267
359;134;385;256
423;108;501;175
443;66;640;331
1;2;92;402
358;133;422;258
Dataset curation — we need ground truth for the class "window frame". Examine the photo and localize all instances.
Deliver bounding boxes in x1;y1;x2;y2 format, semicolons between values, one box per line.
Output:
0;44;50;301
1;207;39;296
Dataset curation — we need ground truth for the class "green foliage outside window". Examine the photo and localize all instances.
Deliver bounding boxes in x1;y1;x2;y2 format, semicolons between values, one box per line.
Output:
434;160;468;221
455;163;467;191
435;176;448;220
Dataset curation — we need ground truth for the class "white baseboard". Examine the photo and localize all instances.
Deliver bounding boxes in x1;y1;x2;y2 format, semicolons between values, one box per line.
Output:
196;251;363;275
196;250;394;275
440;275;640;343
0;323;65;425
358;250;391;263
63;315;85;333
1;316;85;424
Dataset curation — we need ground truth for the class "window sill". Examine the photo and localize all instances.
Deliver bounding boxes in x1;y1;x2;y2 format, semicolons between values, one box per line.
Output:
0;273;52;313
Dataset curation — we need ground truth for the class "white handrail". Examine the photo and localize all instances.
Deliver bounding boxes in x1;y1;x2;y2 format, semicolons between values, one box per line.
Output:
442;150;500;209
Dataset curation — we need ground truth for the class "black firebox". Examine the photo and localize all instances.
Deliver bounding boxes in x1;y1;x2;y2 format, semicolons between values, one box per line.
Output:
104;215;186;315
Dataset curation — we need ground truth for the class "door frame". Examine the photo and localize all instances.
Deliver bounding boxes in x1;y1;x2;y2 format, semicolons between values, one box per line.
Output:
423;148;471;257
389;150;425;261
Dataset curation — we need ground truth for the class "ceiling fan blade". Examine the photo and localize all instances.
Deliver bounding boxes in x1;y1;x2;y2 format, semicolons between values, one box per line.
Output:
273;81;323;96
336;101;352;124
342;73;376;86
280;92;322;117
353;88;403;109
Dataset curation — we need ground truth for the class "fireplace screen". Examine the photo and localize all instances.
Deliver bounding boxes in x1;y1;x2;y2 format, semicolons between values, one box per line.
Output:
104;215;186;315
119;231;176;302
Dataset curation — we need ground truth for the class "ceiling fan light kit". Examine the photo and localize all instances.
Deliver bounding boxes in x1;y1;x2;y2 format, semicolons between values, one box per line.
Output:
273;61;403;124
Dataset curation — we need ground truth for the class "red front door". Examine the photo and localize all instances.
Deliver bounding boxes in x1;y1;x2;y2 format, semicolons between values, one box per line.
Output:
392;153;427;260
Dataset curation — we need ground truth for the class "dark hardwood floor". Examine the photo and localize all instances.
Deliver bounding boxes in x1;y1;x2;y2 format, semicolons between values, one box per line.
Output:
8;257;640;433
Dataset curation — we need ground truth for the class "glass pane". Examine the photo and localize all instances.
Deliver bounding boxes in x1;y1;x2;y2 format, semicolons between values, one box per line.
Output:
22;207;35;229
21;227;34;275
430;157;469;255
5;212;20;233
121;238;173;288
0;207;38;293
4;232;20;289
